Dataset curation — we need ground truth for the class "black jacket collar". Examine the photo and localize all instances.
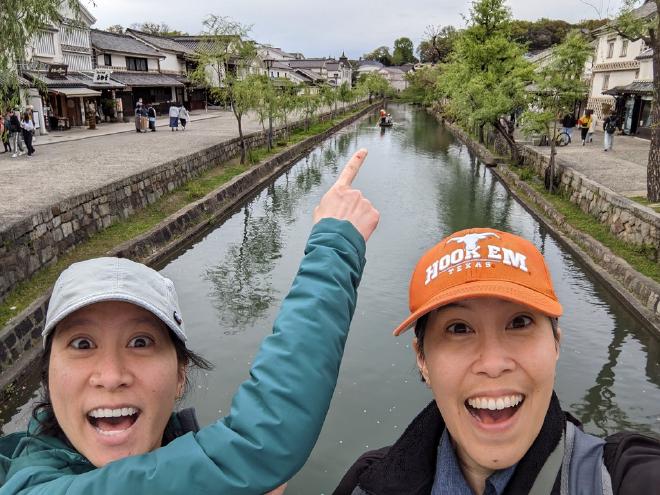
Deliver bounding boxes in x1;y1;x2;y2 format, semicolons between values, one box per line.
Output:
357;393;566;495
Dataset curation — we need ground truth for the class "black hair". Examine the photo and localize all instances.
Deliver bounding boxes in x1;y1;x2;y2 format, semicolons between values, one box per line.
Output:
31;326;213;440
413;312;560;382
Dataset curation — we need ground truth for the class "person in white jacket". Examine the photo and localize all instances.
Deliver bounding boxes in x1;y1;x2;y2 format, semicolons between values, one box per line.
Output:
178;105;190;131
168;103;180;131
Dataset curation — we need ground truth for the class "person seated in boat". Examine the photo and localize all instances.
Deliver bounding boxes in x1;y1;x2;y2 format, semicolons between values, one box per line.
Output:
385;113;392;125
334;228;660;495
380;109;387;125
0;150;380;494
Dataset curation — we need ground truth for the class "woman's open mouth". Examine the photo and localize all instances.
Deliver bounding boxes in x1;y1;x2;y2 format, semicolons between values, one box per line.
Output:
465;394;525;425
87;407;141;436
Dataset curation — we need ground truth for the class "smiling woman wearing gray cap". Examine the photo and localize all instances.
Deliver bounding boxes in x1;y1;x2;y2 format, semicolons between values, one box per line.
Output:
0;150;379;495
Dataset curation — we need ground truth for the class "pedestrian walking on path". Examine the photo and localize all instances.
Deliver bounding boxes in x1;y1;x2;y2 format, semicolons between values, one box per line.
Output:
169;102;180;131
8;109;25;157
587;113;596;143
603;112;618;152
561;113;576;143
21;112;35;156
577;110;593;146
147;104;157;132
178;104;189;131
1;112;11;153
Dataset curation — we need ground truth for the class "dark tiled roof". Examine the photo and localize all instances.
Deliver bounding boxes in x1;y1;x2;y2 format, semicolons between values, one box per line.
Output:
287;59;329;70
109;72;184;87
23;71;92;88
0;72;30;87
633;1;657;19
126;29;195;55
294;68;324;82
637;47;654;60
170;35;239;55
604;80;654;95
91;30;163;58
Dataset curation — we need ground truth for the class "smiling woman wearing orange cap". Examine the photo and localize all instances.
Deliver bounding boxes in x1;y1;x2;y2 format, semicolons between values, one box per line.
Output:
334;228;660;495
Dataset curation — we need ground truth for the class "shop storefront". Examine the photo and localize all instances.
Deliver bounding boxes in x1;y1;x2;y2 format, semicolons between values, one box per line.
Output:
24;67;101;130
107;72;184;116
604;81;654;138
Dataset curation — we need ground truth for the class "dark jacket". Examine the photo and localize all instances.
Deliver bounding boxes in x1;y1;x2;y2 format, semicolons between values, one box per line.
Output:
603;116;618;134
334;395;660;495
8;115;20;133
561;114;576;128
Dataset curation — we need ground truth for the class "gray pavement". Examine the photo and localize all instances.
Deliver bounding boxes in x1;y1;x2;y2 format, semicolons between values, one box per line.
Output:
524;130;649;198
0;109;264;226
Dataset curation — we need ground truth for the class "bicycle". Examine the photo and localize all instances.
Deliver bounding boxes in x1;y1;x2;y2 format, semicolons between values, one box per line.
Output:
538;131;571;147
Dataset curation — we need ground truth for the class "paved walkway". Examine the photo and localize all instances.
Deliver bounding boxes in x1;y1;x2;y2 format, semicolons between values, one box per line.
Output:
32;109;225;146
523;130;649;198
0;109;264;226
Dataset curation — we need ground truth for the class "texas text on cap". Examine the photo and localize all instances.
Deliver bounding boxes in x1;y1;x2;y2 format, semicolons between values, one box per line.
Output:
43;257;186;346
393;228;563;336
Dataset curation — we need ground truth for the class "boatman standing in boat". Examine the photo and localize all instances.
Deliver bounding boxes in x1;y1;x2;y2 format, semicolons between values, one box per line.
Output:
335;228;660;495
0;150;380;494
380;109;387;125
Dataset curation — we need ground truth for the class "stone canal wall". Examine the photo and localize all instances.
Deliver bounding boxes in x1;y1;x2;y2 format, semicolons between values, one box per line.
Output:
442;118;660;333
518;146;660;258
0;102;380;398
0;103;365;304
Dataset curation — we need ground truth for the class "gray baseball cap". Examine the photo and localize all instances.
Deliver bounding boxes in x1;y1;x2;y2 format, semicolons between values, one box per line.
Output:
43;257;186;346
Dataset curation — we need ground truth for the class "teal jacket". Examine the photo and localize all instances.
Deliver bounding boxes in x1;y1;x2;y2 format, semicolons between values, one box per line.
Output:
0;218;366;494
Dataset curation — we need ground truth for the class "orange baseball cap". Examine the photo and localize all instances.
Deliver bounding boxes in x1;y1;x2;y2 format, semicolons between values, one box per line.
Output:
393;228;563;336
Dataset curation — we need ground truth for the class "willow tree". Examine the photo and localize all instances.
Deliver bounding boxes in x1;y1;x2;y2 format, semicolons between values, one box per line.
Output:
0;0;79;107
616;0;660;201
521;31;592;192
436;0;533;162
189;15;258;163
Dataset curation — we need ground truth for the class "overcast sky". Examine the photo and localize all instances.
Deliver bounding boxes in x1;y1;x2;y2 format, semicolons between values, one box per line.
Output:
88;0;626;59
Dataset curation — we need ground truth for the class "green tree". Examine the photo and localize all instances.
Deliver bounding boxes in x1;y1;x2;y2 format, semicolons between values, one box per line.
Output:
392;37;418;65
299;86;320;130
189;15;257;163
319;82;338;118
0;0;79;108
520;31;592;192
231;74;262;163
363;46;393;66
401;65;444;104
275;79;299;140
338;81;352;111
436;0;533;161
417;25;458;64
359;72;390;103
616;0;660;201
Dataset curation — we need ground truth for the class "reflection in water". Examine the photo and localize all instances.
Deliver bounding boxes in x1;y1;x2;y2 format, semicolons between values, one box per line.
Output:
204;149;337;333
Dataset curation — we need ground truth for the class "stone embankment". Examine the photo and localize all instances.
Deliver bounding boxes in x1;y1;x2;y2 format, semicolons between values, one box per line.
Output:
0;102;380;397
442;118;660;334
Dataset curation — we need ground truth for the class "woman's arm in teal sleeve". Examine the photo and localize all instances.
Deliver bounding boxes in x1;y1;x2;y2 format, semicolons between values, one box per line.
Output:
1;218;365;495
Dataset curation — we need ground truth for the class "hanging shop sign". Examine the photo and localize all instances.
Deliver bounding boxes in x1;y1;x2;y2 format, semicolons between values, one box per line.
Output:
47;64;68;79
93;68;113;83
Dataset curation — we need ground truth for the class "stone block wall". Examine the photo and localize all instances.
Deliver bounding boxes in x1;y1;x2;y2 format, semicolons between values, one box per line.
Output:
519;146;660;260
0;103;367;304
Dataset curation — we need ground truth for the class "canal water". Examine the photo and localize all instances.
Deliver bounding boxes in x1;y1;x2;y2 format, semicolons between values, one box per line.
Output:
1;104;658;493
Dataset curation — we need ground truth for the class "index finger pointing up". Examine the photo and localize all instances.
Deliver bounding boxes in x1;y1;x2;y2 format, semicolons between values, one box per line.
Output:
335;148;368;188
